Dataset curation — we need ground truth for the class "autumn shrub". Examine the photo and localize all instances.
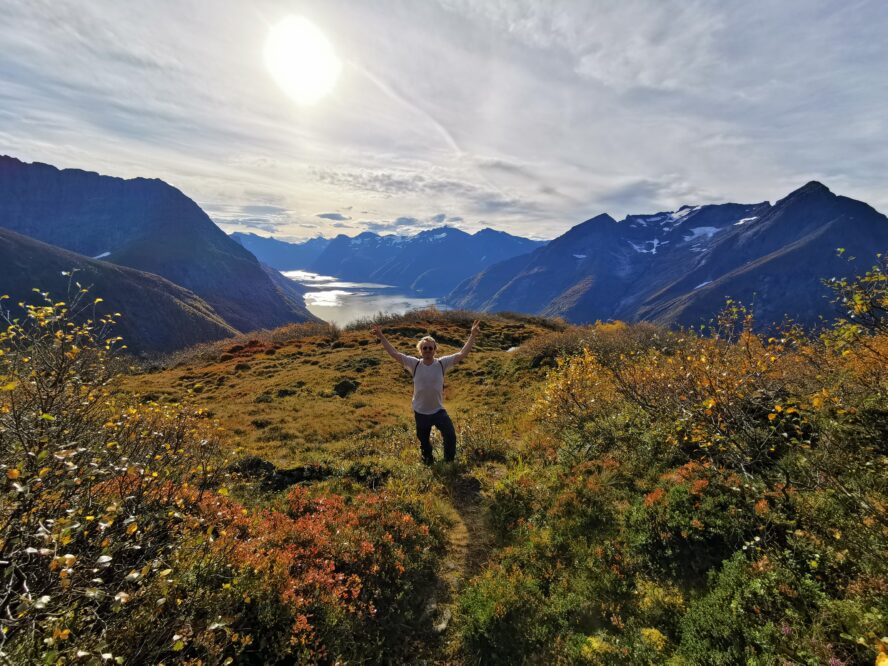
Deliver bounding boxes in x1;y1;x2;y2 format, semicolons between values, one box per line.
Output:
484;462;546;543
458;412;512;464
532;348;660;466
826;252;888;337
456;562;550;663
516;320;679;371
0;288;228;663
0;289;446;664
346;306;483;331
675;552;876;666
127;485;444;664
626;462;760;580
465;263;887;664
536;305;832;475
514;324;596;368
545;460;621;549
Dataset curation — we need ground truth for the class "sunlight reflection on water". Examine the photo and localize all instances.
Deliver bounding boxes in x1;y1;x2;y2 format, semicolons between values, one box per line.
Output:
282;270;442;326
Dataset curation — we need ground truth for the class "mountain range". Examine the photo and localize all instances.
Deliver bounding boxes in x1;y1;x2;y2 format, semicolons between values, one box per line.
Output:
233;227;546;297
447;182;888;329
231;232;331;271
0;156;318;352
3;153;885;351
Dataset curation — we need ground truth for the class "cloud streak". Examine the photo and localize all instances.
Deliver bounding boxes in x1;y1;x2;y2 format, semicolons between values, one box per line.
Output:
1;0;886;240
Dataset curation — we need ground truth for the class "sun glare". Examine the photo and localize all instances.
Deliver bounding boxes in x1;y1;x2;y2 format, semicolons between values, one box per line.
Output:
264;16;341;106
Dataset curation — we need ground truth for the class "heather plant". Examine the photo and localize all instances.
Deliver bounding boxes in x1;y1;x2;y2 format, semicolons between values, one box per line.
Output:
456;262;887;664
484;460;546;544
7;265;883;664
0;289;447;664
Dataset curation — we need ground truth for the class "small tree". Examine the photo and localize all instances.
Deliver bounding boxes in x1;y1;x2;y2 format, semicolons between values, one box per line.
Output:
826;252;888;337
0;285;226;663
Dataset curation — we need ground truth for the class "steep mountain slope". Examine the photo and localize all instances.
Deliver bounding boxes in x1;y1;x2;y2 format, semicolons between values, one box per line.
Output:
231;232;330;270
451;214;631;314
0;156;317;332
305;226;544;296
0;228;237;353
634;182;888;326
309;231;406;283
448;183;888;328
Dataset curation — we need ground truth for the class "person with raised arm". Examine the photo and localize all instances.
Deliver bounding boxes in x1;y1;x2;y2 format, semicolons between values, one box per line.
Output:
372;320;481;464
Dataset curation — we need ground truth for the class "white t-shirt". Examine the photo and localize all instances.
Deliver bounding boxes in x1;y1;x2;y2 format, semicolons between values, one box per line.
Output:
397;352;460;414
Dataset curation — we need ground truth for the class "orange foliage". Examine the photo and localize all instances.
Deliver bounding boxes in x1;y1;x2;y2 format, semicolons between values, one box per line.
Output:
199;485;438;657
644;488;666;507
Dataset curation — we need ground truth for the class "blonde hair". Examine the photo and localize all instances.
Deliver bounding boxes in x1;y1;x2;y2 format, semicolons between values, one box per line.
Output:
416;336;437;353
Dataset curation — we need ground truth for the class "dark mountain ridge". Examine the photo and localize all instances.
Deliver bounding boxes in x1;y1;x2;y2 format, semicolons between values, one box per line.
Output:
0;227;237;354
447;182;888;328
0;156;317;332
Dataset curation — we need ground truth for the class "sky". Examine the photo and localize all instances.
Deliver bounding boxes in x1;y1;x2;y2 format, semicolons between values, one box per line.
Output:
1;0;886;241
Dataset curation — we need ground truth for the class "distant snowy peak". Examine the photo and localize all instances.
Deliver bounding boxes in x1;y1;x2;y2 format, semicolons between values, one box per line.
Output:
446;181;887;331
414;226;471;243
626;205;702;229
305;224;543;297
668;206;701;223
346;232;411;247
348;232;383;246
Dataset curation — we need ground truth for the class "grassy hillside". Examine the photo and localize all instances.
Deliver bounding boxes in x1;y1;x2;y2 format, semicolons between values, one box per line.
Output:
122;310;557;467
2;262;886;664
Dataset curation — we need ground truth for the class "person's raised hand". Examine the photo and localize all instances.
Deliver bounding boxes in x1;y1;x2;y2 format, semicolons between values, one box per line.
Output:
371;324;382;340
471;320;481;336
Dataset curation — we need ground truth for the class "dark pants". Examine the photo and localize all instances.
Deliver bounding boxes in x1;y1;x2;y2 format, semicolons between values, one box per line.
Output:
414;409;456;463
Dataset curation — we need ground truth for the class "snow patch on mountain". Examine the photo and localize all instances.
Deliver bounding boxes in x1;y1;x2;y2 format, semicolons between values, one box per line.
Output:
669;206;700;223
93;251;111;259
627;239;667;255
734;216;759;226
683;227;721;242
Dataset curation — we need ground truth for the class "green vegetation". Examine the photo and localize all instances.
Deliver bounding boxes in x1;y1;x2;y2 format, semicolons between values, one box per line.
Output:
1;260;886;664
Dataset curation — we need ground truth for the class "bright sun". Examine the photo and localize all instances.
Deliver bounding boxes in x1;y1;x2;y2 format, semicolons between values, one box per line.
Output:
265;16;341;106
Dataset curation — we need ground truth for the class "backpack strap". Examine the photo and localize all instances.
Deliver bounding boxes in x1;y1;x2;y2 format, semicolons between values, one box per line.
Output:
412;359;446;384
412;360;446;388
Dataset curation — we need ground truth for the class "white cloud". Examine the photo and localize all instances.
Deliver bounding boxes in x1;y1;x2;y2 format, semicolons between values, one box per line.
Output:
1;0;886;240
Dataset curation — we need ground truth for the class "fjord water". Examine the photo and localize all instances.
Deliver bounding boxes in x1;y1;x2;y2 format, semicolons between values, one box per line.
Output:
283;270;442;326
